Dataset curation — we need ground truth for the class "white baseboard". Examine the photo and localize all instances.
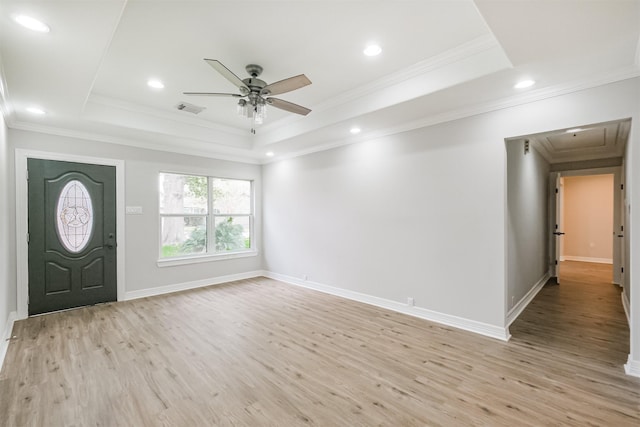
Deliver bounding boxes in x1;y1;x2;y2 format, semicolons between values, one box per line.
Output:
507;271;550;327
624;355;640;378
0;311;18;372
561;256;612;264
124;270;264;300
621;291;630;326
263;271;510;342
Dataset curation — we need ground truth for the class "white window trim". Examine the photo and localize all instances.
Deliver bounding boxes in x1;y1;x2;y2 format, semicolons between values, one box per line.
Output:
158;173;255;262
157;249;259;267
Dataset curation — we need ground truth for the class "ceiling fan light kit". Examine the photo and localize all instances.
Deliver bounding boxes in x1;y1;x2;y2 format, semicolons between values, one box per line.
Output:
184;59;312;134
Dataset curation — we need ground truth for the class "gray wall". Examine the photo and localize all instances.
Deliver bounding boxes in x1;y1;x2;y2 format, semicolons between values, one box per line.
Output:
263;114;509;327
263;78;640;330
0;111;15;337
506;140;550;311
9;129;262;296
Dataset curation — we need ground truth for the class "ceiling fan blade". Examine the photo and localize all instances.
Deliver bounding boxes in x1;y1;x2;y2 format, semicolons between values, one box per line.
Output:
261;74;311;96
183;92;242;97
204;59;250;94
267;98;311;116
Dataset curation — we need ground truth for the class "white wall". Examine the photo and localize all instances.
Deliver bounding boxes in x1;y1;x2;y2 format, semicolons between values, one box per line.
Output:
628;94;640;375
265;119;507;328
9;129;263;299
263;77;640;339
0;111;16;355
506;140;550;312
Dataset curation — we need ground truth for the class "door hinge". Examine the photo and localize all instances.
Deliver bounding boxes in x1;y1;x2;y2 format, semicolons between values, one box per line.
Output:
621;183;624;190
26;169;29;181
555;224;558;230
26;233;29;244
621;225;624;232
555;260;558;265
555;188;558;194
621;267;624;273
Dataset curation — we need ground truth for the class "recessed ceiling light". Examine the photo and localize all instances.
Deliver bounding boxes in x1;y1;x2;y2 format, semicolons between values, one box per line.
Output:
13;14;50;33
363;44;382;57
147;79;165;89
350;127;361;134
265;151;275;157
565;128;583;133
26;107;46;115
514;79;535;89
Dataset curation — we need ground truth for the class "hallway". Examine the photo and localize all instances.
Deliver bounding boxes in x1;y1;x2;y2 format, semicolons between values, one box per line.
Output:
510;260;632;389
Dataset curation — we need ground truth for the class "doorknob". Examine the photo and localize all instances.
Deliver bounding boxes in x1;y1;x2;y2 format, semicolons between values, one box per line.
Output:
105;233;116;249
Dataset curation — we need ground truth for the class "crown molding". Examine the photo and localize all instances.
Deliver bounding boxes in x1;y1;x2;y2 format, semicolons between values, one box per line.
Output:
259;34;507;135
8;120;262;164
272;67;640;162
0;52;15;125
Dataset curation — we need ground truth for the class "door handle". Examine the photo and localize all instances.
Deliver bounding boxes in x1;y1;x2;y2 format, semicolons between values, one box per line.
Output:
553;232;565;236
105;233;116;249
617;234;624;238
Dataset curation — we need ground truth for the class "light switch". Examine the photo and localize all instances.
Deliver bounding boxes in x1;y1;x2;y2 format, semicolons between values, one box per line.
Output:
126;206;143;215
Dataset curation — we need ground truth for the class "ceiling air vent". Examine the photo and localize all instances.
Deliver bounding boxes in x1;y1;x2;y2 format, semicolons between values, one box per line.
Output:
175;102;206;115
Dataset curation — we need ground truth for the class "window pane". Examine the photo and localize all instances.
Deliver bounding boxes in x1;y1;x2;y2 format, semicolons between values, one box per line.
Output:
161;216;207;257
159;173;208;214
215;216;250;252
56;180;93;253
212;178;250;214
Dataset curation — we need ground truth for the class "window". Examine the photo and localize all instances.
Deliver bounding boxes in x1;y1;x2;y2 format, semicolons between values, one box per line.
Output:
159;173;253;260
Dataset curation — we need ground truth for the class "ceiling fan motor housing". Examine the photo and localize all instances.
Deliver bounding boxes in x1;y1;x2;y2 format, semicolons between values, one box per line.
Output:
245;64;263;77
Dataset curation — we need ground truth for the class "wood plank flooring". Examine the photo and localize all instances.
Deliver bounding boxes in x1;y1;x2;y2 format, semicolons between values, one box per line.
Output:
1;263;639;426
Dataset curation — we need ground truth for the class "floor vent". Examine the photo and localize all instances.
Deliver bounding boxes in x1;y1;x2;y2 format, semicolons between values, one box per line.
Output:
175;102;206;114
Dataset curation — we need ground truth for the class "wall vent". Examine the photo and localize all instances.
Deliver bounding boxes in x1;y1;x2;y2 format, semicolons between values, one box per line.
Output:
175;102;206;114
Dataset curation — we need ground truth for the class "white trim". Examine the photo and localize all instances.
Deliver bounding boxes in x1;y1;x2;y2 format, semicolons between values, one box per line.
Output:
507;271;550;327
622;290;630;327
266;68;640;163
9;121;262;165
624;355;640;378
157;250;259;267
124;270;263;300
15;149;126;319
263;271;510;342
561;256;613;264
0;311;18;371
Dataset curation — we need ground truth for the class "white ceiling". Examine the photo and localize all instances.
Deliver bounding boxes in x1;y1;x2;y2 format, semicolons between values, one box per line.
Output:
526;119;631;164
1;0;639;163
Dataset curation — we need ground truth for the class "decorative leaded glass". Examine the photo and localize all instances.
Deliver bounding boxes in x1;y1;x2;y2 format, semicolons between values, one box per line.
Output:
56;180;93;253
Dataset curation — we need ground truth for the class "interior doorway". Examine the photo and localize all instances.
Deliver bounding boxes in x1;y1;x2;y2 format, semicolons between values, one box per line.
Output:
505;118;632;372
551;172;620;287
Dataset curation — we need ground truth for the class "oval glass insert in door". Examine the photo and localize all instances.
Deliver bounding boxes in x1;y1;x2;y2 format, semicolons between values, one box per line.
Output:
55;180;94;253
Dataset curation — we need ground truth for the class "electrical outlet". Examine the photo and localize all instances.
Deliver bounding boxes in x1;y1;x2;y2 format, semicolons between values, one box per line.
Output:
407;297;415;306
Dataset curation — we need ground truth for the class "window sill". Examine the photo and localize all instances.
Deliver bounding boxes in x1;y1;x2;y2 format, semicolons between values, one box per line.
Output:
157;250;259;267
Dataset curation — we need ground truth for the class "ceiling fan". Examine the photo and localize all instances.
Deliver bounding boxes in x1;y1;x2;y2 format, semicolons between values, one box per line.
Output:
184;59;312;133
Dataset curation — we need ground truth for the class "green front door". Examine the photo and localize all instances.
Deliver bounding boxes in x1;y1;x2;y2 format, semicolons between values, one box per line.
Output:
28;159;117;315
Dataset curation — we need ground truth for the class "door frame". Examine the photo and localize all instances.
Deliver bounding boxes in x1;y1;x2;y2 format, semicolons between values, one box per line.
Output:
15;149;125;319
549;166;623;286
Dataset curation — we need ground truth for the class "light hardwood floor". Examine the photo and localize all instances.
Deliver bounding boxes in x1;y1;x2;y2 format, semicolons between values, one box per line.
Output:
1;263;639;426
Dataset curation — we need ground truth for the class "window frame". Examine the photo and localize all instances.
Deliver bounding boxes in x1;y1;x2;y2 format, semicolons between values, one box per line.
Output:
157;172;256;266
